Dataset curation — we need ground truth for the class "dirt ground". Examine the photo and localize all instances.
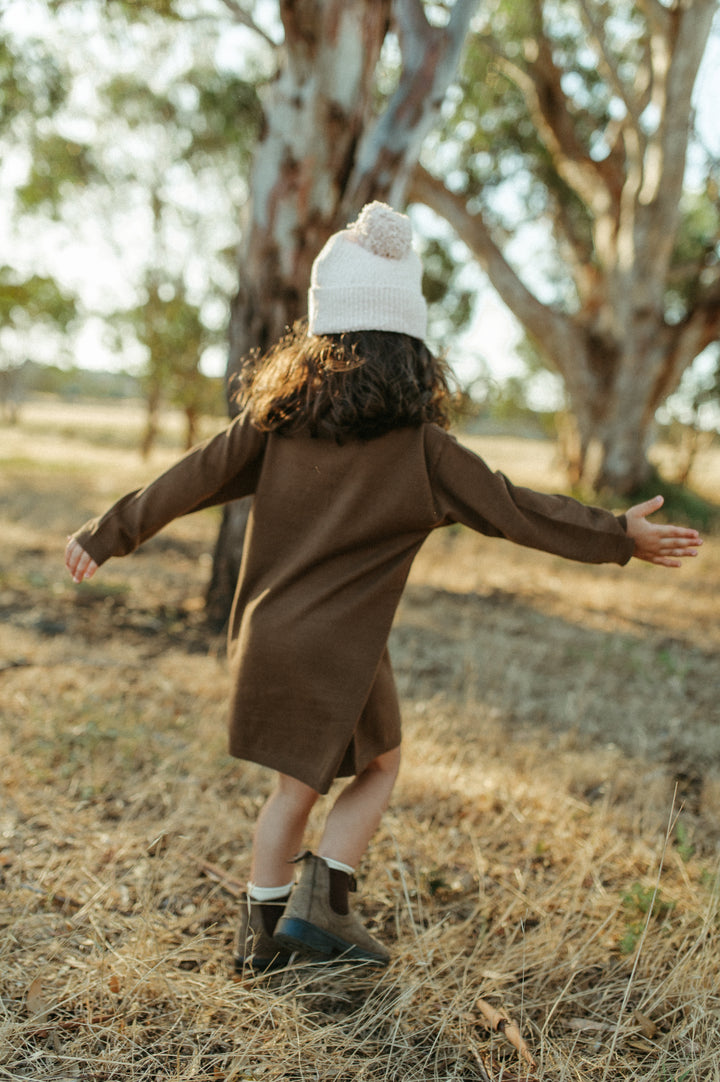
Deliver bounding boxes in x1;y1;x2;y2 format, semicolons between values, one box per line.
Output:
1;399;719;1081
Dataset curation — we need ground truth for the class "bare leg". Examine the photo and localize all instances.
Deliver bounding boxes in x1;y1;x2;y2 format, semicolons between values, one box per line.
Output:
250;773;320;887
271;748;401;965
318;746;401;868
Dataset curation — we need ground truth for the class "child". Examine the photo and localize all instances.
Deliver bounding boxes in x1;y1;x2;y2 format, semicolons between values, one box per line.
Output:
66;202;702;971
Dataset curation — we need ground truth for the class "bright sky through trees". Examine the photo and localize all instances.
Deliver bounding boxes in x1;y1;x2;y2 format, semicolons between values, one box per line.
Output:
2;0;718;422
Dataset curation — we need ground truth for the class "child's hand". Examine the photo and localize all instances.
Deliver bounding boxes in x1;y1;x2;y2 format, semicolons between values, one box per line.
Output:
65;538;99;583
625;495;702;568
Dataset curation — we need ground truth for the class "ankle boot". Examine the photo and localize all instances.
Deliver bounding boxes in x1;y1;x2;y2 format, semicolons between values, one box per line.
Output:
234;894;291;973
274;852;389;966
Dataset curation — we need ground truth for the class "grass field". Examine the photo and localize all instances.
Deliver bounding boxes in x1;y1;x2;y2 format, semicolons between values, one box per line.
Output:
2;398;719;1081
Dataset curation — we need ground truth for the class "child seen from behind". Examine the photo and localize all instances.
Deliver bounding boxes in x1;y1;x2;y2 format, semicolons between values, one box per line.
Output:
66;203;702;971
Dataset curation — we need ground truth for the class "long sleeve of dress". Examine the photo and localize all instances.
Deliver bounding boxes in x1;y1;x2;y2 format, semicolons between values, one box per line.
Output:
73;412;267;566
427;427;635;566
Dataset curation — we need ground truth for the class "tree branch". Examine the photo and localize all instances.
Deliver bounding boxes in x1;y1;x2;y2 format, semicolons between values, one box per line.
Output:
635;0;716;279
343;0;477;211
408;165;586;382
576;0;651;126
656;275;720;406
636;0;671;37
216;0;278;48
495;46;620;221
647;0;716;203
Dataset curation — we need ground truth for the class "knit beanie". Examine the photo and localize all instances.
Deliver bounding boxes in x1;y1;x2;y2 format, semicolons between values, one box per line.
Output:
308;202;427;340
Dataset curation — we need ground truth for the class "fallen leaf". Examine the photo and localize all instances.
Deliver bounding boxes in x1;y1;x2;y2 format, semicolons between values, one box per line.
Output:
26;976;49;1021
568;1018;610;1032
633;1009;657;1039
476;998;537;1069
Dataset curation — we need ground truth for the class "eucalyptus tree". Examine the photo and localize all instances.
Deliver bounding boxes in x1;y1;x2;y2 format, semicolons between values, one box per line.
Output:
411;0;720;493
0;269;78;420
99;56;261;450
198;0;718;619
205;0;478;622
117;275;226;453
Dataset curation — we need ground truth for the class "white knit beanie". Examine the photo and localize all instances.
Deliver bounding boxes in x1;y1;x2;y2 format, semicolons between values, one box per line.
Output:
308;202;427;340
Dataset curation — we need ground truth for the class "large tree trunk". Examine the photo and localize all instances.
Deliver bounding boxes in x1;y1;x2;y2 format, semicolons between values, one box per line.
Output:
410;0;719;496
205;497;251;631
206;0;477;625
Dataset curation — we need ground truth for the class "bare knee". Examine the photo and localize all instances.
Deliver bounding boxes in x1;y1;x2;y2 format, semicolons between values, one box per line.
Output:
274;772;320;818
363;745;401;781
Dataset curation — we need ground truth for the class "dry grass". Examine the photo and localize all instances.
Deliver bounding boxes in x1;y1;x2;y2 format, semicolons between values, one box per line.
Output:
2;399;720;1081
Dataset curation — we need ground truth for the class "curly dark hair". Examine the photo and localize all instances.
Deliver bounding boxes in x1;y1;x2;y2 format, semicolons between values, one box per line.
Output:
232;322;453;442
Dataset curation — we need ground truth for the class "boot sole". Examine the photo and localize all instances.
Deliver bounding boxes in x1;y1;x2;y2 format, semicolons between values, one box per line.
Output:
274;917;389;967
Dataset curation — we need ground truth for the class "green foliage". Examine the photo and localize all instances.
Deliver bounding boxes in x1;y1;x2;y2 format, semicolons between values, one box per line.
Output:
674;821;696;863
8;359;138;398
436;0;718;325
674;191;720;271
17;134;100;214
573;464;720;532
114;277;225;435
421;237;474;339
2;0;263;437
668;189;720;317
621;882;676;918
0;266;78;332
0;29;66;134
619;882;676;954
102;68;262;167
191;74;262;160
101;0;186;19
0;23;77;219
623;469;720;532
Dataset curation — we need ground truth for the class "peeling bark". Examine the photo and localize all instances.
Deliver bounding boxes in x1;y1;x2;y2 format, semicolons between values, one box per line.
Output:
207;0;477;623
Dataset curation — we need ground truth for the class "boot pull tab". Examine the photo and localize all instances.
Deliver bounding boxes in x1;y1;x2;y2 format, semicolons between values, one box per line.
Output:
289;849;314;865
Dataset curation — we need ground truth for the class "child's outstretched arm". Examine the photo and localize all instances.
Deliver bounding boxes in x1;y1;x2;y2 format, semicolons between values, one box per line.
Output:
65;538;99;583
625;495;702;568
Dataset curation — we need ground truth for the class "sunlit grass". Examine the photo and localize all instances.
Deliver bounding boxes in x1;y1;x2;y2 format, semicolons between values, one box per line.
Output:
2;400;719;1080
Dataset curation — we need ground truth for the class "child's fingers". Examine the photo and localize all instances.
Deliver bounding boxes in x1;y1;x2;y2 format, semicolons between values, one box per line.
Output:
65;537;82;571
661;545;699;559
626;493;703;570
628;494;665;520
627;496;700;536
65;538;98;582
650;548;698;566
658;533;701;549
659;524;702;540
75;555;98;581
636;536;701;566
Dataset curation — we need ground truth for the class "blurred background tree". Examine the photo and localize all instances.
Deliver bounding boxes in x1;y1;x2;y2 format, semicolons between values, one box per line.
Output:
411;0;720;494
1;0;261;448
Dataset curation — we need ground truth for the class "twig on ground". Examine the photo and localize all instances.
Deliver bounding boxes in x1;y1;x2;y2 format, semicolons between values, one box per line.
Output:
0;658;31;673
19;881;83;910
469;1042;495;1081
199;860;247;897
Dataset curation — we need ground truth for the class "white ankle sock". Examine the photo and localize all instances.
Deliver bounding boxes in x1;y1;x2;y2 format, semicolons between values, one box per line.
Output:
247;880;294;902
321;857;355;876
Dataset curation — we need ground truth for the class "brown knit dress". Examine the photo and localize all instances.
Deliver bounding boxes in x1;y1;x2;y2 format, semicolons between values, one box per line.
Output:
73;414;634;793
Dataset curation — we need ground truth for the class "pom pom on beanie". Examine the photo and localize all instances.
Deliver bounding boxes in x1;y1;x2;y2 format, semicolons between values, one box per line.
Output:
308;202;427;340
352;201;413;260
